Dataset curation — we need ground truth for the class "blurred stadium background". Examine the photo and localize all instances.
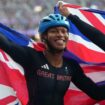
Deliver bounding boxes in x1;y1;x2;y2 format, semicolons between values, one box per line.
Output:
0;0;105;40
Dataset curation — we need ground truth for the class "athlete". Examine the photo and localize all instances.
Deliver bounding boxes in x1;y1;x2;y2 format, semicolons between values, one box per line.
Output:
0;13;105;105
59;2;105;51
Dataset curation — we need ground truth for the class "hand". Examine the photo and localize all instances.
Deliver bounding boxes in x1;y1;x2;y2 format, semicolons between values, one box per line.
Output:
58;2;70;17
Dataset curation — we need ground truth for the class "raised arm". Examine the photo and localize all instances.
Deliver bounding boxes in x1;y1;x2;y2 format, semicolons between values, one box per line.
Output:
70;60;105;100
68;15;105;51
0;32;34;68
59;2;105;51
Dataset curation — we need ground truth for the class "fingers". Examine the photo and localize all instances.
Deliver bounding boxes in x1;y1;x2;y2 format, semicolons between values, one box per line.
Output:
58;2;64;13
58;2;63;9
58;1;70;17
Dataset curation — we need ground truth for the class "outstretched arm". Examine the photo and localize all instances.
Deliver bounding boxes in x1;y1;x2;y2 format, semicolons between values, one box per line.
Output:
59;2;105;51
0;32;34;68
68;15;105;51
70;60;105;100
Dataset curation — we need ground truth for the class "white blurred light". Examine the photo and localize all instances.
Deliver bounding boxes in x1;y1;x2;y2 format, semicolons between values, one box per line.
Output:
90;5;98;9
34;5;42;13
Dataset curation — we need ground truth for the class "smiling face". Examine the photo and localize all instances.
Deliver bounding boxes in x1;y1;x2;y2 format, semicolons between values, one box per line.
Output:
44;26;69;52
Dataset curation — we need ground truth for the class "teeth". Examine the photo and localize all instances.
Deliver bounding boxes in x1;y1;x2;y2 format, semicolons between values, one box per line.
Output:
56;40;64;43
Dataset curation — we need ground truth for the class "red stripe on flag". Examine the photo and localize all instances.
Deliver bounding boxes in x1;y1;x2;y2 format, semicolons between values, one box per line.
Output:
0;51;28;105
64;4;81;9
0;96;17;105
33;42;45;51
0;61;12;86
64;89;98;105
82;66;105;73
80;10;105;34
67;41;105;63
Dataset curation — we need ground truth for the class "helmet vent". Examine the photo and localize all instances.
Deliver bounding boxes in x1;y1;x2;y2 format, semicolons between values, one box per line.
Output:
49;15;55;20
57;18;60;21
42;19;51;22
61;16;64;20
38;14;70;34
55;14;59;17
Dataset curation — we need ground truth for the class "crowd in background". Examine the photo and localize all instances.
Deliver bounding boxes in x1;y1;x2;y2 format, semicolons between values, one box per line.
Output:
0;0;105;40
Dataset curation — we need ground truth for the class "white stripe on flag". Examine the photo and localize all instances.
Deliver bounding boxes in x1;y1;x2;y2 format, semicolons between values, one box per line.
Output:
93;13;105;26
67;8;93;26
0;84;16;99
69;33;105;53
0;51;24;75
86;71;105;83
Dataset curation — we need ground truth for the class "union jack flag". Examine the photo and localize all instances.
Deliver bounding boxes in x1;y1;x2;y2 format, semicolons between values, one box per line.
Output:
0;1;105;105
54;1;105;105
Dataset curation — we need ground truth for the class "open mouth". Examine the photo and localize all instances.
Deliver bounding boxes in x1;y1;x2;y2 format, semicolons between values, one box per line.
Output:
55;39;66;44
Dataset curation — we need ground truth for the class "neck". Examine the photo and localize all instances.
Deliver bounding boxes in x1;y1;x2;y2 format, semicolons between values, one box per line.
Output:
43;50;64;68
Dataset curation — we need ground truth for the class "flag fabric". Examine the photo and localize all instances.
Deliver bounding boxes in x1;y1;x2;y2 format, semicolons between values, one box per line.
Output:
0;49;28;105
0;1;105;105
0;23;44;104
55;1;105;105
0;23;30;105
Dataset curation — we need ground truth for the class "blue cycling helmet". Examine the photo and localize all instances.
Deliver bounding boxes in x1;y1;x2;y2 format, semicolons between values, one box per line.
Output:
38;13;70;35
